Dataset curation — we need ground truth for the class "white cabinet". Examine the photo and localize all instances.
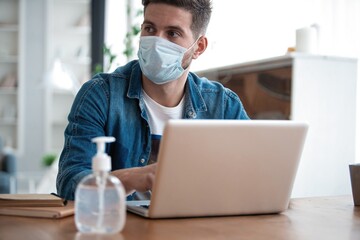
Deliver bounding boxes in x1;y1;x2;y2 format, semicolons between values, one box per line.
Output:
44;0;91;154
197;53;358;198
0;0;24;152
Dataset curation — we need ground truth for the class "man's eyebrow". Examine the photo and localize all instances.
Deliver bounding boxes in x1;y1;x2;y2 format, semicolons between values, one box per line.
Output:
142;20;154;26
142;20;185;34
166;25;185;34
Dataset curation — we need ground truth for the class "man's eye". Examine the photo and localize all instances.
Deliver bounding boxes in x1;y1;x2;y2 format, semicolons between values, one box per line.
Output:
168;31;180;38
143;26;155;33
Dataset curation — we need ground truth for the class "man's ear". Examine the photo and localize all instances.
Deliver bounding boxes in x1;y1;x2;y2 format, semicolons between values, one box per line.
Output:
192;36;208;59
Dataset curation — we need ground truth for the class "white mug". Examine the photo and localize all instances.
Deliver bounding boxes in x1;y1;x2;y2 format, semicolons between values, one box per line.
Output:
296;25;319;54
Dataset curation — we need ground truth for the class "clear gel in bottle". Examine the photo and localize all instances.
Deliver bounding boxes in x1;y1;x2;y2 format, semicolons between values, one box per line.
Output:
75;136;126;234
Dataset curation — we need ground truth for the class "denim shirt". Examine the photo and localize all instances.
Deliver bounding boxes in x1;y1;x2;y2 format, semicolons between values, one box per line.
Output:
56;60;249;200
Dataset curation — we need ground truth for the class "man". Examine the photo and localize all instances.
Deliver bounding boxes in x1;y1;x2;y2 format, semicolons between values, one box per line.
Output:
56;0;249;201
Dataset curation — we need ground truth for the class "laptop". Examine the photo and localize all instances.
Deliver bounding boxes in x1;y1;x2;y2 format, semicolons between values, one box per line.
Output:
126;119;308;218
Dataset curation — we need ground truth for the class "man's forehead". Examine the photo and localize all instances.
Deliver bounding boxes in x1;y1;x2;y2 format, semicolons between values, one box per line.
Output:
144;3;193;31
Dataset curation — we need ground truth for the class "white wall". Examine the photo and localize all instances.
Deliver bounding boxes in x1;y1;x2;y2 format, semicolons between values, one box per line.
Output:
192;0;360;71
105;0;360;70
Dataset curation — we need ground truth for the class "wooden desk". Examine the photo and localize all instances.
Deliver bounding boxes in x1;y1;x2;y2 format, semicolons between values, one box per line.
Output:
0;196;359;240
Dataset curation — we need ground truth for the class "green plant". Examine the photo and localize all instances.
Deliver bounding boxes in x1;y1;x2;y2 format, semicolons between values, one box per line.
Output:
93;4;142;74
93;44;117;74
123;6;143;60
42;153;57;167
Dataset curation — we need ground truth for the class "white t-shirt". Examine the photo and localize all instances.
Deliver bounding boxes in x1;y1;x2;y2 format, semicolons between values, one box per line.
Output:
134;90;185;201
142;89;184;136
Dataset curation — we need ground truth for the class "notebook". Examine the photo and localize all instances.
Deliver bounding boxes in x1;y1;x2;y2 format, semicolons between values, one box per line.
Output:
0;194;66;207
126;120;308;218
0;201;74;219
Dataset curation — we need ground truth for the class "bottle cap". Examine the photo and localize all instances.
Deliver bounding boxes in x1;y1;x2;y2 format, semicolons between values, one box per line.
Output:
91;136;115;171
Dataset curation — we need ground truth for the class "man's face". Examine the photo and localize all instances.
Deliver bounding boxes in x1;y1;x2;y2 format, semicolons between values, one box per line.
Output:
141;3;197;69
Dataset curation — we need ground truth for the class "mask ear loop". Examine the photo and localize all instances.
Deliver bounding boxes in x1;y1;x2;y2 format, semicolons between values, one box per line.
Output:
185;35;203;52
182;36;203;71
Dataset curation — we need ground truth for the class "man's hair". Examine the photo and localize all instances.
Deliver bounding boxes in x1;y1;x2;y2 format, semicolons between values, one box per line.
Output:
142;0;212;38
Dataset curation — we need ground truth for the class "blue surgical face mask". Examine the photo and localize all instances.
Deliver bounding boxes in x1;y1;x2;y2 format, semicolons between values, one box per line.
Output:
137;36;197;85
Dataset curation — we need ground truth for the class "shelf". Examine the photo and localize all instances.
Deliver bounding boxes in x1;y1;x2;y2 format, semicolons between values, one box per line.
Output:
52;88;75;95
0;0;21;153
0;119;17;125
0;88;17;94
0;56;18;63
75;26;91;34
0;1;20;27
65;57;91;65
60;0;90;4
52;121;68;126
55;26;91;35
0;24;19;32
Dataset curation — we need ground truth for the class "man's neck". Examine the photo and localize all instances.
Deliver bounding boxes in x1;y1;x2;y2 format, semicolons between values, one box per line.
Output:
142;73;188;107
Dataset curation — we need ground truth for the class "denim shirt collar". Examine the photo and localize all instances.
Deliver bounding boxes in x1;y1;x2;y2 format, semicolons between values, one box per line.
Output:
184;73;207;119
126;61;143;100
126;61;207;119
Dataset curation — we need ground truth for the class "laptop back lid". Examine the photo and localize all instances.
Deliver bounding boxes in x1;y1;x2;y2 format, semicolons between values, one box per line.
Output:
147;120;308;218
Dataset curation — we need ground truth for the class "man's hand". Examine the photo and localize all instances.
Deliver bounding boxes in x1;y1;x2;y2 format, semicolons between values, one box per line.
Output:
111;163;157;195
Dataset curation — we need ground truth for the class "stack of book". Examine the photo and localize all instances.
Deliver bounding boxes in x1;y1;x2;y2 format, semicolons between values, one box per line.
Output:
0;194;74;219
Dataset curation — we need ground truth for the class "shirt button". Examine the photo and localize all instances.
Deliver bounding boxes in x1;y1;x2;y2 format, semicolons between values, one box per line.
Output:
140;158;146;164
188;111;197;118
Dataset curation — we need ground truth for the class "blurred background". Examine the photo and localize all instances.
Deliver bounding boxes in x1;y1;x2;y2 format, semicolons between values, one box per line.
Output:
0;0;359;197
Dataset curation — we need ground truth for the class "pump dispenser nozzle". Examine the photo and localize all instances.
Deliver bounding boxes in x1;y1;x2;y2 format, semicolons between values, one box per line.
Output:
75;135;126;234
91;136;116;172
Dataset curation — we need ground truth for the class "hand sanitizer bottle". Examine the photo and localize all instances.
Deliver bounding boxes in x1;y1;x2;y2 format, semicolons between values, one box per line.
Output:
75;136;126;234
